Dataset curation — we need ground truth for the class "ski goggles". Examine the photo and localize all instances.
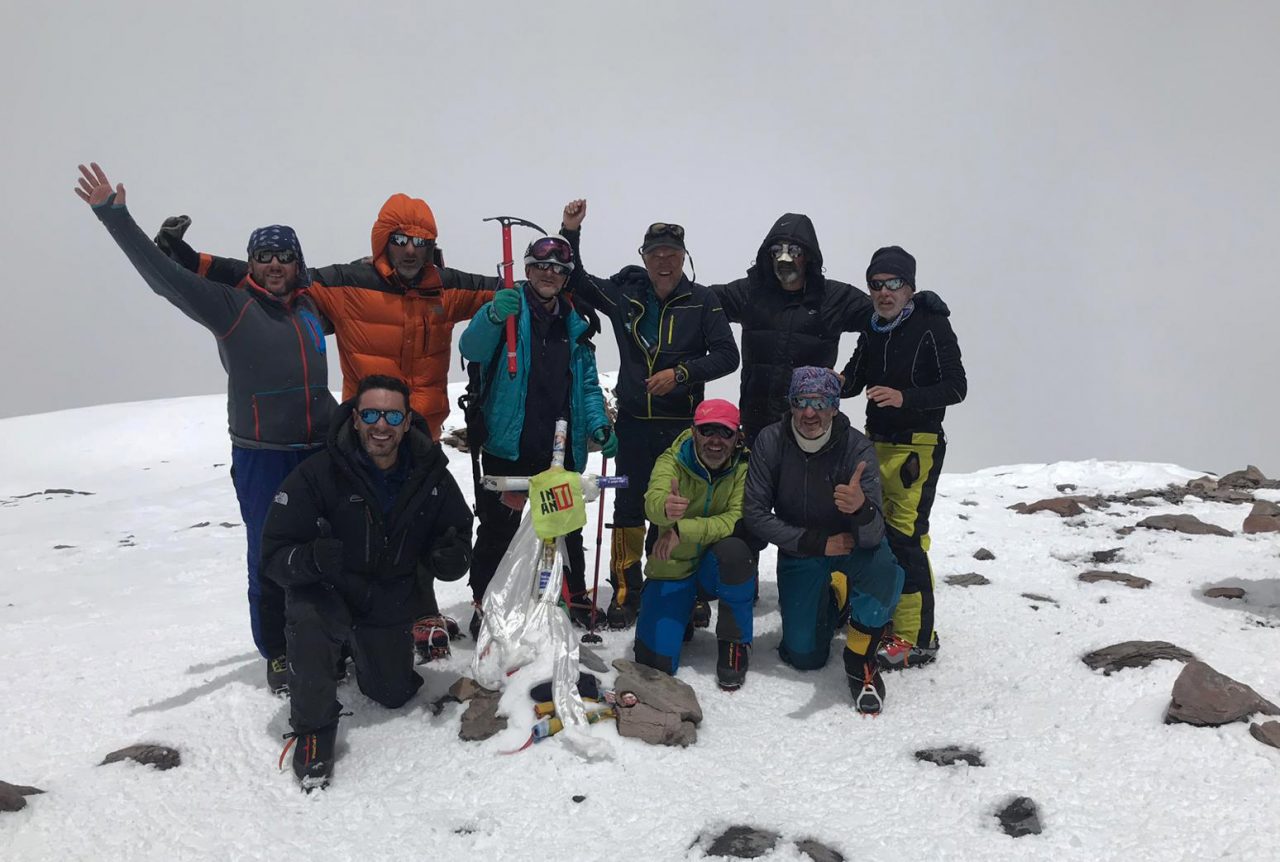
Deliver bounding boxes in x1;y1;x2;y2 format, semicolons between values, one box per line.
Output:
694;423;736;440
790;395;839;411
529;261;572;276
769;242;804;260
357;408;407;427
251;249;297;265
388;233;434;249
868;277;910;292
524;236;574;268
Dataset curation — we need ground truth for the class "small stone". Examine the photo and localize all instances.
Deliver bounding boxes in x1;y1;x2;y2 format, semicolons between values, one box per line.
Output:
1009;496;1087;517
1218;465;1269;489
458;693;506;741
945;573;990;587
1082;641;1194;674
1056;483;1078;493
795;838;846;862
915;745;984;767
996;796;1043;837
1242;500;1280;534
572;794;586;803
1165;661;1280;726
1137;514;1233;537
1091;548;1123;564
960;500;978;507
1021;592;1058;605
707;825;780;858
1250;720;1280;749
1204;586;1245;599
100;744;181;770
53;544;75;550
973;548;996;561
1078;570;1151;589
0;781;44;813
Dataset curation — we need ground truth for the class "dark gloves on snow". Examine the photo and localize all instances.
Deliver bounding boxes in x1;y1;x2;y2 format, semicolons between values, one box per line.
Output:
154;215;191;254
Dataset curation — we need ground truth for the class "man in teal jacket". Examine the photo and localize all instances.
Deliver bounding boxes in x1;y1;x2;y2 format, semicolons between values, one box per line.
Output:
635;399;756;691
458;236;615;638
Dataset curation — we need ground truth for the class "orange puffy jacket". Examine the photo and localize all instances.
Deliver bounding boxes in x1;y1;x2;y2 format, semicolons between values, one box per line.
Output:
186;194;499;440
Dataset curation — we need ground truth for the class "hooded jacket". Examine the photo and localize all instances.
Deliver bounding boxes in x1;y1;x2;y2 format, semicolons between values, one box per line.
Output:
261;401;473;626
560;227;739;420
95;199;334;450
743;412;886;558
458;284;611;468
707;214;870;440
163;194;499;440
642;429;749;581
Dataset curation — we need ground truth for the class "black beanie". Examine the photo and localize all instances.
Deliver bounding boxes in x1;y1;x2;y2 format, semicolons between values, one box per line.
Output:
866;245;916;286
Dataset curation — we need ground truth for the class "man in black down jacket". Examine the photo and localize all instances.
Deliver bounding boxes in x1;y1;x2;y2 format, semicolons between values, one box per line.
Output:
559;199;740;630
262;375;472;791
708;213;948;444
744;367;904;715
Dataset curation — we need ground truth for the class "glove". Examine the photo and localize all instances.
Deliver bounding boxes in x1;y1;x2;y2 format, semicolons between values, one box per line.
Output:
423;526;471;582
915;290;950;316
488;289;521;323
154;215;191;254
592;426;619;459
310;537;345;583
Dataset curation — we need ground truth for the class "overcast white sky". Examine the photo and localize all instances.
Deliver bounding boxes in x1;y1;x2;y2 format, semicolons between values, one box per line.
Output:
3;1;1277;475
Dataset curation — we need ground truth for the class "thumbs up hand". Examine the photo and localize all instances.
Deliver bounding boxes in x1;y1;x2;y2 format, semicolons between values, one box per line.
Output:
833;461;868;514
664;476;690;520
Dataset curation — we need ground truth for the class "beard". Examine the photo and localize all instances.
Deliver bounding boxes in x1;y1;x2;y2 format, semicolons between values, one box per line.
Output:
774;261;801;285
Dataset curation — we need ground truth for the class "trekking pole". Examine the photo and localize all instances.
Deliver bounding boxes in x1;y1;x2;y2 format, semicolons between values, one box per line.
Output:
581;455;608;644
482;215;546;379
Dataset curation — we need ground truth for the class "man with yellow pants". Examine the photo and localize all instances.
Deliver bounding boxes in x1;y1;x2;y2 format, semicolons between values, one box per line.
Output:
840;246;967;670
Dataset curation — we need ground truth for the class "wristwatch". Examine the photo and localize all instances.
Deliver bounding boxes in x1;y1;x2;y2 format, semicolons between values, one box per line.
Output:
674;366;689;385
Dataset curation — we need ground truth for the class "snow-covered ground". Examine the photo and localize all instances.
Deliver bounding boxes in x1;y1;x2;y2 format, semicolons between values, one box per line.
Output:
1;393;1277;861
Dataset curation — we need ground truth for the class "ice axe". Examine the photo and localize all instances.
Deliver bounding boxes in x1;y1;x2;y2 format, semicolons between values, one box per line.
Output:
483;215;547;378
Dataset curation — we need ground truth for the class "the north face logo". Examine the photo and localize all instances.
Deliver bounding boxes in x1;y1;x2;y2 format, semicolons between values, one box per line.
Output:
538;482;574;515
273;491;288;506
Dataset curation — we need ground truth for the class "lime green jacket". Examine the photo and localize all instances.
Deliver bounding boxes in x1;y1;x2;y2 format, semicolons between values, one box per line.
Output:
643;429;749;581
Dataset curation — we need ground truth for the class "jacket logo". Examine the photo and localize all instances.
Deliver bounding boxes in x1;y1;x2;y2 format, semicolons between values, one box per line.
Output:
273;491;288;505
349;495;363;503
432;488;438;496
538;482;574;515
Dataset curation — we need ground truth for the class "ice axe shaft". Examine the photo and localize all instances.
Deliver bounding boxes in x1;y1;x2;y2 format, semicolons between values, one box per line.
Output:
483;215;548;379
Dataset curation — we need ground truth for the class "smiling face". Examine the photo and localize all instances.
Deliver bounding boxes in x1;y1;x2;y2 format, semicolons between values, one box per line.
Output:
642;246;685;296
248;252;299;296
693;423;737;470
790;394;838;439
869;271;915;320
353;387;409;466
525;262;569;303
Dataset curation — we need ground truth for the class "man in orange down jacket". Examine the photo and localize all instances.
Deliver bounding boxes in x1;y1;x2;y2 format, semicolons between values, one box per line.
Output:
159;193;501;662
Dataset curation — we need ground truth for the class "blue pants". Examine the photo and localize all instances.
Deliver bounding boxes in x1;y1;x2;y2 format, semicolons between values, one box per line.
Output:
634;538;756;675
231;445;317;659
775;538;904;670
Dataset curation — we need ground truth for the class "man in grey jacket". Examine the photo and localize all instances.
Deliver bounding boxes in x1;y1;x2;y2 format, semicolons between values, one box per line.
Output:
743;367;904;714
77;163;336;694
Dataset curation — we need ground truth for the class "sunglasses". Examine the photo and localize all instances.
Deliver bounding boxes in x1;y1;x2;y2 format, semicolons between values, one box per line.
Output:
251;249;296;265
769;242;804;259
695;423;736;440
357;408;406;427
868;277;910;292
647;222;685;240
529;261;571;276
389;233;433;249
526;236;574;266
790;395;838;411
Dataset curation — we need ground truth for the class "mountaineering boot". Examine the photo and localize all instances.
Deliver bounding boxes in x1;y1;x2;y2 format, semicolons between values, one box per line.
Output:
468;603;484;641
877;631;940;671
844;626;887;715
413;615;456;662
716;640;750;692
606;526;645;630
287;722;338;793
266;654;289;696
565;590;596;629
692;599;712;630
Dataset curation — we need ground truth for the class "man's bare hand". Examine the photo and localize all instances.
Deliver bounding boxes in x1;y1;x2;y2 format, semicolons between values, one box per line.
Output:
866;386;903;408
562;199;587;231
664;477;689;520
825;533;854;556
652;527;680;562
75;162;125;207
833;462;868;514
646;368;677;395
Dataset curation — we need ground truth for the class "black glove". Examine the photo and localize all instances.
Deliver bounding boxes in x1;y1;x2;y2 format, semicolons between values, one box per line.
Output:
422;526;471;582
154;215;191;254
310;537;345;583
915;290;950;316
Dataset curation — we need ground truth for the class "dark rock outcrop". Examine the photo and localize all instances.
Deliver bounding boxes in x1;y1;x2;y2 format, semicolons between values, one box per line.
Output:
1165;661;1280;726
1082;641;1194;675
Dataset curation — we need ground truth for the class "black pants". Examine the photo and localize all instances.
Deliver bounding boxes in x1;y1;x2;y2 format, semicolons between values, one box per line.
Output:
613;414;688;531
286;584;423;733
469;450;586;603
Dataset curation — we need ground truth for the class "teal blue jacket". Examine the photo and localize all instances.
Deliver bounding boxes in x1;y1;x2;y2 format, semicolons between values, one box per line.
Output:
458;285;610;468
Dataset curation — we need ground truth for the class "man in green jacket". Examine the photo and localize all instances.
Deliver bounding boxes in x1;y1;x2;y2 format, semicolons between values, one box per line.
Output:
634;400;756;691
